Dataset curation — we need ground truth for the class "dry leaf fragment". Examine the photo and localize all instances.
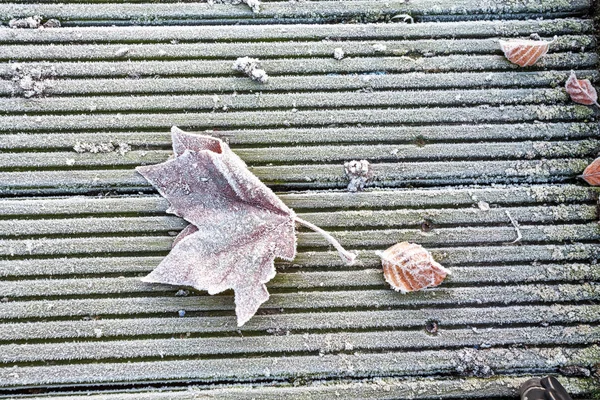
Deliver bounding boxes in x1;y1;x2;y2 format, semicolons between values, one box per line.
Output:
581;157;600;186
137;127;356;326
565;71;599;107
499;36;556;67
377;242;451;293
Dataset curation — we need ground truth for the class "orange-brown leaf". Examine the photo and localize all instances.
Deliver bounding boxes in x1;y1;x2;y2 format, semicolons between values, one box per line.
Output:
581;157;600;186
499;38;554;67
565;71;599;107
378;242;451;293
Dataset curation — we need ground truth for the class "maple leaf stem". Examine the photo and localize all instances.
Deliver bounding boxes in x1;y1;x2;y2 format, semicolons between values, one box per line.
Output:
294;216;357;265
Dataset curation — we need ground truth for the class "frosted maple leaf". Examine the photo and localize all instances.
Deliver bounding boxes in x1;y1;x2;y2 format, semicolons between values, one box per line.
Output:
137;127;356;326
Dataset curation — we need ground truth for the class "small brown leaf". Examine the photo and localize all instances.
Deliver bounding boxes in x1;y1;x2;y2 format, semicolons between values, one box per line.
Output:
565;71;599;107
377;242;451;293
581;157;600;186
499;37;554;67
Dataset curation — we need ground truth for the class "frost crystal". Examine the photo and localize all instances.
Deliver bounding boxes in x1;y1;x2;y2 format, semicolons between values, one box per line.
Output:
232;57;269;83
8;16;42;29
243;0;261;12
344;159;371;192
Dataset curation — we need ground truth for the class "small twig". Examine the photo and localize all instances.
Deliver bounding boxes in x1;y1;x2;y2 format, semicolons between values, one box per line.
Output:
390;13;414;23
294;216;356;265
505;210;522;244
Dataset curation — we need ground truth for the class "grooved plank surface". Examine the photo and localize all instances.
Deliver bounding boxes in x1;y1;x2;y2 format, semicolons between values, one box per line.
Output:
0;0;599;399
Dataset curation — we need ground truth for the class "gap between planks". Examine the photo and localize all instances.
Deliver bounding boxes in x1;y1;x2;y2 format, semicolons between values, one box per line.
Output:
2;376;595;400
0;0;592;24
0;304;597;341
1;53;597;79
0;345;596;388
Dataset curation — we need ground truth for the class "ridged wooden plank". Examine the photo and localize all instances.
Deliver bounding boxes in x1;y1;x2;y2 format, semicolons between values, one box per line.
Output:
1;185;596;217
1;284;598;320
1;35;592;61
1;205;595;237
0;19;593;44
2;304;598;341
0;88;579;114
2;141;597;169
11;377;596;400
2;123;598;150
0;1;596;397
1;53;596;82
2;105;596;132
1;223;598;257
2;325;598;364
1;243;598;277
2;263;599;298
2;71;599;98
0;0;591;24
0;345;596;387
0;158;590;194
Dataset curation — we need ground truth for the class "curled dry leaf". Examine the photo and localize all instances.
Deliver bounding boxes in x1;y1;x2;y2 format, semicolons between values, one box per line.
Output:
377;242;451;293
565;71;599;107
137;127;356;326
581;157;600;186
499;36;555;67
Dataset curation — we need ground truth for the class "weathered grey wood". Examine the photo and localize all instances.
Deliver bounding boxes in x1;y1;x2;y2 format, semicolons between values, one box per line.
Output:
2;123;598;150
1;304;597;341
0;88;579;114
1;53;596;80
0;158;590;194
0;19;593;44
12;376;597;400
0;1;597;396
1;105;595;132
1;284;598;320
2;325;598;363
0;0;591;24
1;36;592;61
0;345;596;387
1;71;598;97
1;141;597;169
0;205;595;237
1;185;596;217
2;263;598;298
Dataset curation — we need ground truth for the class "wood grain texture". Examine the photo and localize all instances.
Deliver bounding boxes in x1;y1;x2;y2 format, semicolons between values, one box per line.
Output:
0;1;598;398
10;377;598;400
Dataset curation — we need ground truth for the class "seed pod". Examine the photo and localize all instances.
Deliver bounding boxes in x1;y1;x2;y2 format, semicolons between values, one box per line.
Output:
378;242;451;293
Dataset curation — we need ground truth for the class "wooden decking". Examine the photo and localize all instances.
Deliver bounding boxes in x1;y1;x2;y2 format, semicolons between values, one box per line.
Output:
0;0;598;398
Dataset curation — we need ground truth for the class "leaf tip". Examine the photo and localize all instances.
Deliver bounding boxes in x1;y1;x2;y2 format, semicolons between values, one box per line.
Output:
140;274;160;284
